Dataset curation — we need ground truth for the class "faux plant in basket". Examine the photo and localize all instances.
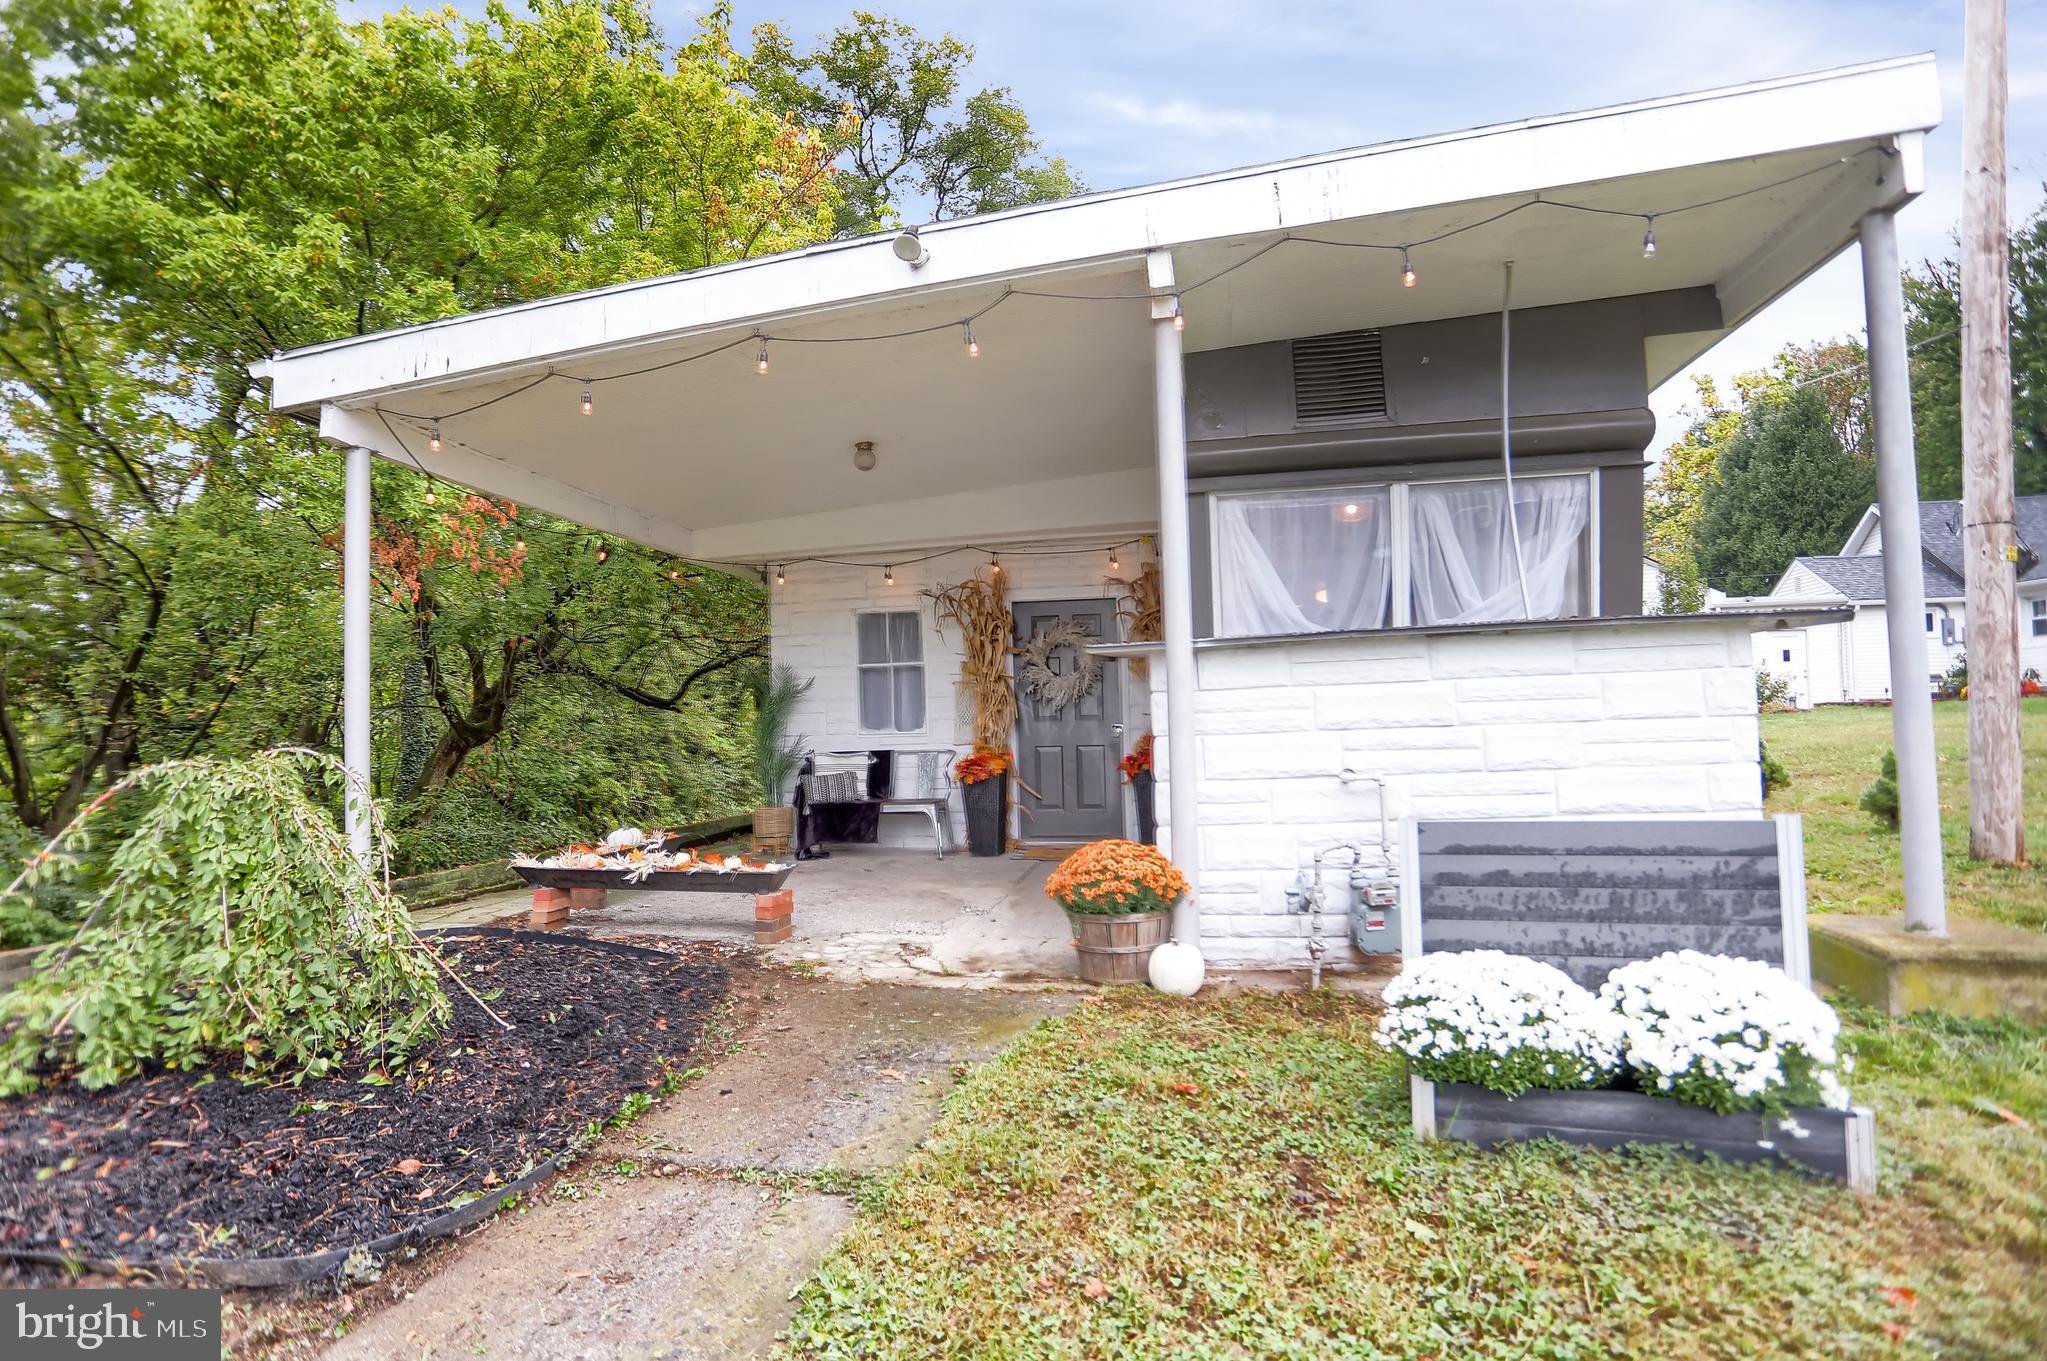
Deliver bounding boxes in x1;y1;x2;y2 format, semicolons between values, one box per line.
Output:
954;747;1011;857
1044;840;1188;984
751;663;813;853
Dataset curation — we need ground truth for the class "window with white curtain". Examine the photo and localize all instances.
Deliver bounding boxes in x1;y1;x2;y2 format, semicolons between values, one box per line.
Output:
1408;475;1591;625
1213;486;1394;636
856;612;925;732
1211;472;1593;637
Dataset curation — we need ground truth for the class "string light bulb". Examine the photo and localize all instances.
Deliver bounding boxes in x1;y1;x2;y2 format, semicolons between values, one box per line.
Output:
428;426;443;452
668;568;680;580
756;337;770;375
514;537;526;552
989;554;1002;577
1171;296;1185;331
422;488;436;506
883;565;895;585
775;565;786;586
1109;548;1120;571
1400;248;1416;288
581;387;594;416
594;546;608;563
1641;215;1658;259
963;322;979;357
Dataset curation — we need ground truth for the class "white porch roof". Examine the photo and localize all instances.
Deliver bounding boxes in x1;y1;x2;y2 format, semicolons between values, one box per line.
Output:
256;54;1939;564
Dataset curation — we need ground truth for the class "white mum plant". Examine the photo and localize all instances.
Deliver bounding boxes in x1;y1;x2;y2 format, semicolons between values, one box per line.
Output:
1376;951;1625;1096
1600;950;1851;1117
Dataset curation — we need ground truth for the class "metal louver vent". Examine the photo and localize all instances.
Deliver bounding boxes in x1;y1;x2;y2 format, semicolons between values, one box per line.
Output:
1291;330;1387;424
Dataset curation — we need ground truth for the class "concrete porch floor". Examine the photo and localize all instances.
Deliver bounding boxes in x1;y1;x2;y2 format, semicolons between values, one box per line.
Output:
418;847;1081;986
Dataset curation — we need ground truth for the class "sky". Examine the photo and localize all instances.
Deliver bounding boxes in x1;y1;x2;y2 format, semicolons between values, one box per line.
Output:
660;0;2047;459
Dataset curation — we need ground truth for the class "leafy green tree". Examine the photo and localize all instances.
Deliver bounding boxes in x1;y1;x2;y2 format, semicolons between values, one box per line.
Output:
1646;375;1744;612
1905;199;2047;498
1696;385;1877;596
0;0;824;873
747;10;1083;235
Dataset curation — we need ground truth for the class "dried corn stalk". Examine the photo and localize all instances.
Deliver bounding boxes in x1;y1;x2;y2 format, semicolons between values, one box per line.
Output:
1111;561;1163;682
929;572;1017;751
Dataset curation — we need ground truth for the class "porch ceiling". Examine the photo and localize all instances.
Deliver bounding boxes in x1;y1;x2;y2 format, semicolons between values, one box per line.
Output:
271;55;1940;563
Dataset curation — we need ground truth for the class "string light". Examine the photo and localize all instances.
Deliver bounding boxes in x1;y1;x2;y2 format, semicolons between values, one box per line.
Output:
422;488;436;505
514;538;526;552
883;565;895;585
668;568;680;580
595;546;608;563
989;554;1002;577
373;154;1875;463
775;565;786;585
1109;548;1120;570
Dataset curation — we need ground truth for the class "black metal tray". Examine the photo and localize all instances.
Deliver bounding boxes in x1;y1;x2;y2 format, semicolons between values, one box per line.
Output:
511;863;794;895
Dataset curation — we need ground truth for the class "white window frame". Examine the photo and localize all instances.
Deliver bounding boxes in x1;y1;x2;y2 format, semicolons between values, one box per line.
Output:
855;609;927;734
2032;598;2046;639
1207;468;1600;634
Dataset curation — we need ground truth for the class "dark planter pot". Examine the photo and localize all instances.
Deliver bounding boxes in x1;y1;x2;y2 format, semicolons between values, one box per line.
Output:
1416;1079;1876;1191
1130;772;1157;845
962;773;1007;857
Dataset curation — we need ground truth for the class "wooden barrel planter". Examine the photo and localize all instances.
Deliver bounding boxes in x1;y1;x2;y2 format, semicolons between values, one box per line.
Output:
1067;910;1169;984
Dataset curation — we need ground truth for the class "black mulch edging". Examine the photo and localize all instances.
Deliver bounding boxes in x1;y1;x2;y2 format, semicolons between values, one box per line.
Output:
0;928;731;1284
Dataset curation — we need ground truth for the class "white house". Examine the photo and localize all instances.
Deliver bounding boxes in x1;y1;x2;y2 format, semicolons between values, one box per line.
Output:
251;55;1943;970
1742;496;2047;705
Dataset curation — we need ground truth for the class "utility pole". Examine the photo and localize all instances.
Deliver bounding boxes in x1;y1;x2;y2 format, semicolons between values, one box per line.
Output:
1963;0;2025;864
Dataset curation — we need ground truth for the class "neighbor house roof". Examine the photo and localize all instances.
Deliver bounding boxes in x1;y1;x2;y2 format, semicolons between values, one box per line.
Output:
1793;553;1964;603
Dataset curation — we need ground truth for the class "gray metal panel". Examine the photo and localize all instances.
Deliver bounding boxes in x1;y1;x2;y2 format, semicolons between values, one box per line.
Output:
1413;818;1789;985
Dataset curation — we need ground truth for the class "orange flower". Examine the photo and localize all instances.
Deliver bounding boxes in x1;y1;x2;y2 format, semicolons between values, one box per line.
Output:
954;747;1012;784
1045;839;1188;916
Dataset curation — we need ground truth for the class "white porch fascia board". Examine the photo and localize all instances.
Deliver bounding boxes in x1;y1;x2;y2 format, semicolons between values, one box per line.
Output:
318;404;698;556
686;467;1159;564
256;54;1941;413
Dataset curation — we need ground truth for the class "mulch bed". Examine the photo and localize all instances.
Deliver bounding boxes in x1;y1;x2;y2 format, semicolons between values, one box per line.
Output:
0;932;731;1265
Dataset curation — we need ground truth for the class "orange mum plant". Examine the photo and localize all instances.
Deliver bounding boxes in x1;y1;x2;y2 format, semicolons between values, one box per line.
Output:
953;747;1012;785
1045;839;1189;917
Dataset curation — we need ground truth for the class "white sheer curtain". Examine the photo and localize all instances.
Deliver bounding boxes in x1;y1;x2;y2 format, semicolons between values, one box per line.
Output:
1409;475;1591;625
1214;487;1392;636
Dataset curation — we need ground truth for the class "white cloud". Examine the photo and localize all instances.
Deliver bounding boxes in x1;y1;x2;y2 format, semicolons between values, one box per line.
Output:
1088;93;1285;139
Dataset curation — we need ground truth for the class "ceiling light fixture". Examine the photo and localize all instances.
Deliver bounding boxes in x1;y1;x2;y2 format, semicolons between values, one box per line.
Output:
891;225;930;268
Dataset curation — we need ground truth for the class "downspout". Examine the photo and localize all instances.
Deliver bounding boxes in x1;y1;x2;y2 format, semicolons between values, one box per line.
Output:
1499;262;1533;618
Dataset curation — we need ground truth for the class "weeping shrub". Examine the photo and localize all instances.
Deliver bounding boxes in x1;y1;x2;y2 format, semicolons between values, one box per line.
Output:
0;750;451;1094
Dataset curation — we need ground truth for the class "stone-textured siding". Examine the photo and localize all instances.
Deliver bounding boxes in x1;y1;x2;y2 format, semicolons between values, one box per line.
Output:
1153;620;1765;968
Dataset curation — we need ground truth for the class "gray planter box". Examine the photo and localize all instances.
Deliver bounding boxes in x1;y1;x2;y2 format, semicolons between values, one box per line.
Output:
1412;1077;1876;1192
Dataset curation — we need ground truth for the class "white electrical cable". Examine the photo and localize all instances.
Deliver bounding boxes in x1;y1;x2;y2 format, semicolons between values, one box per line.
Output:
1499;260;1533;619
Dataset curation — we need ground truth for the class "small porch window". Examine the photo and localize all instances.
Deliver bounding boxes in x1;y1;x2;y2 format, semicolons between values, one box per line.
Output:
857;612;926;732
1211;471;1593;637
2032;599;2045;638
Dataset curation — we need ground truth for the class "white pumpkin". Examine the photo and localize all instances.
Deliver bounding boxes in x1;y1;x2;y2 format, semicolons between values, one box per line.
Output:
1148;939;1206;996
602;826;647;850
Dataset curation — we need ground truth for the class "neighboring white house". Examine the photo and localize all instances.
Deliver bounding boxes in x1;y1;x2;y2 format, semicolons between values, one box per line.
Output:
251;56;1939;969
1736;496;2047;705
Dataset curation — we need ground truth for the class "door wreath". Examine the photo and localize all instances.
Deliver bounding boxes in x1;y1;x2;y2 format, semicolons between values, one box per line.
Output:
1019;620;1104;711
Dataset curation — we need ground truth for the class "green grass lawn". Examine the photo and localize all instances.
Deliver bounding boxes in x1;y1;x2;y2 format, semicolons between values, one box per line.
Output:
1762;698;2047;932
776;991;2045;1360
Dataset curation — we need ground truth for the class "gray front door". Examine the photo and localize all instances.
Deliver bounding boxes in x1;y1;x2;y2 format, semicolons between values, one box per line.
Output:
1012;599;1124;842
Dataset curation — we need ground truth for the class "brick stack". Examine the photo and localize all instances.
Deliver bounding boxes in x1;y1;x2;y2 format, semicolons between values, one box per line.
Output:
754;889;794;945
529;887;569;930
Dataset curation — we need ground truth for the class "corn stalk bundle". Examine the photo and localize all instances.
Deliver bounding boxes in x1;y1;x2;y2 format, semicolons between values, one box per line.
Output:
1112;561;1163;682
929;572;1017;751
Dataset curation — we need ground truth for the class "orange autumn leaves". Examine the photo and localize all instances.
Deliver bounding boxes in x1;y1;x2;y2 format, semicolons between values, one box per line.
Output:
1045;839;1188;916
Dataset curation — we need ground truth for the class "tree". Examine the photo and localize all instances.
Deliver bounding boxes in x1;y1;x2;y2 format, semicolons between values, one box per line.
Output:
1696;385;1877;596
1905;199;2047;499
1645;375;1744;611
747;10;1083;235
0;0;824;860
